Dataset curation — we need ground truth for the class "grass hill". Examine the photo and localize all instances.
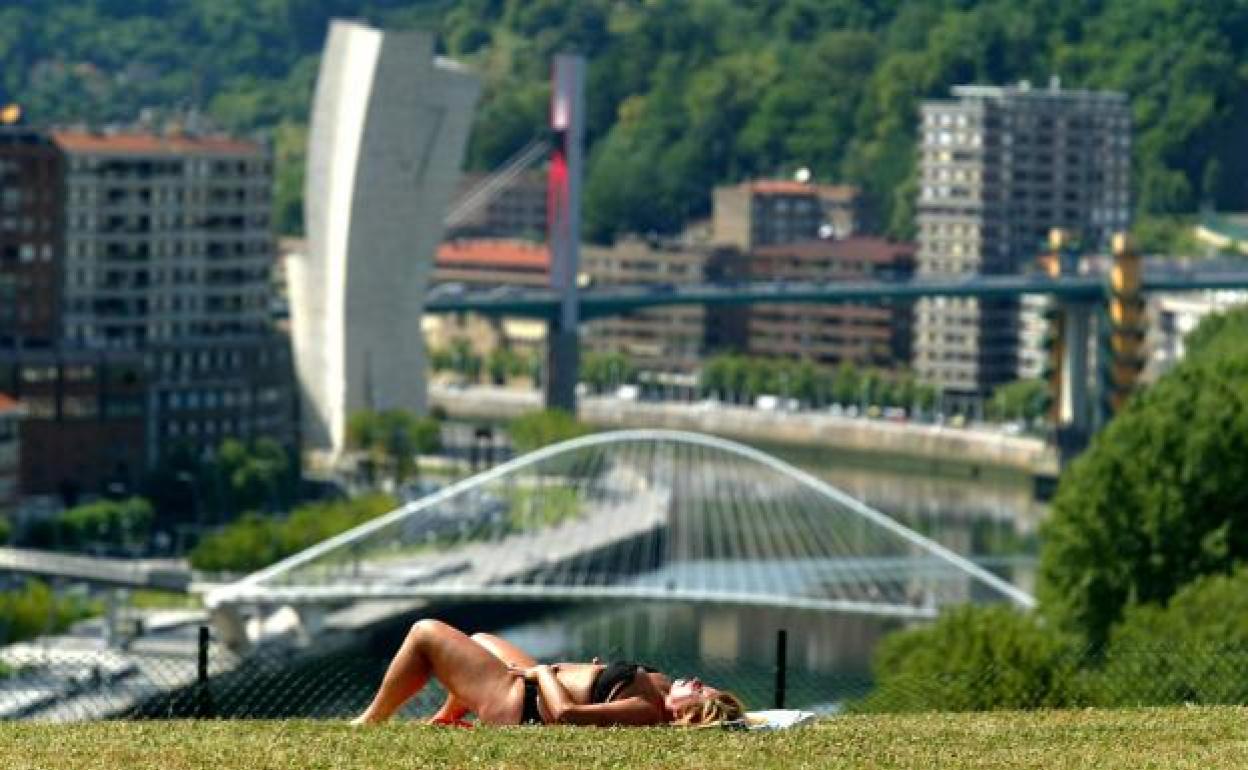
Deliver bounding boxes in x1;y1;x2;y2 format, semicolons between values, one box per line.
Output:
3;708;1246;769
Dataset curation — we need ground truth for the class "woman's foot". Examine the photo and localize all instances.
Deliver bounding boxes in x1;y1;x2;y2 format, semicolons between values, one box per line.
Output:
428;716;474;728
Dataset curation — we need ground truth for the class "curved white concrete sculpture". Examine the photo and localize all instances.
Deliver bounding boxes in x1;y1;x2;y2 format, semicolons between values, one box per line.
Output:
292;20;479;455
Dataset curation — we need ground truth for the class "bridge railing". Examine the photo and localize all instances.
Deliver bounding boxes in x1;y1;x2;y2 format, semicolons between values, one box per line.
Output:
208;431;1034;618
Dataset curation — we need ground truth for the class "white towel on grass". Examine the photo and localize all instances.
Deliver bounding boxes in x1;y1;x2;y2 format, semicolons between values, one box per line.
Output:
737;709;818;731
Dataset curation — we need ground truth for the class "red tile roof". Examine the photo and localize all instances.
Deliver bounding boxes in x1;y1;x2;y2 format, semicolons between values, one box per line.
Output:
743;180;861;200
0;392;21;413
52;131;262;156
436;240;550;271
747;180;818;196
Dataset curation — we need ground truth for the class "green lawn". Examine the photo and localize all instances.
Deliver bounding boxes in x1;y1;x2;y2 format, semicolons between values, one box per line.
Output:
3;708;1247;769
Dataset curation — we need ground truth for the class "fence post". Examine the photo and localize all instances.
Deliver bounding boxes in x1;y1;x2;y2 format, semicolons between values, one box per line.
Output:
774;628;787;709
195;624;216;718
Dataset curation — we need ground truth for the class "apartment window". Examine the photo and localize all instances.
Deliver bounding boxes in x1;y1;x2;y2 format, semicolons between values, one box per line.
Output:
20;365;56;383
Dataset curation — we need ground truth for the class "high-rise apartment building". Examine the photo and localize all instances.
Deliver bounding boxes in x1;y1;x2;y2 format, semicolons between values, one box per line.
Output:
912;80;1131;400
52;130;296;464
55;131;273;347
0;392;19;516
0;125;64;346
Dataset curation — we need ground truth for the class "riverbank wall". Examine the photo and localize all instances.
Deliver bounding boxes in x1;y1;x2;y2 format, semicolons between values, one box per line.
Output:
430;387;1059;478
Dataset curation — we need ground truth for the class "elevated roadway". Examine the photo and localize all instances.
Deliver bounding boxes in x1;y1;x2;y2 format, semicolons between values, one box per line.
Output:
424;265;1248;320
0;547;192;592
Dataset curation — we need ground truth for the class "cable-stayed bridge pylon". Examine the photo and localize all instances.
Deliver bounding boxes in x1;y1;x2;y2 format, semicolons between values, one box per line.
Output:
207;431;1033;647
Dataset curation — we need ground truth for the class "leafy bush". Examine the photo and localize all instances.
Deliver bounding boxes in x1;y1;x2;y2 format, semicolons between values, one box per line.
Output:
855;606;1085;713
347;409;441;486
0;580;98;645
508;410;590;454
189;493;397;574
1090;568;1248;706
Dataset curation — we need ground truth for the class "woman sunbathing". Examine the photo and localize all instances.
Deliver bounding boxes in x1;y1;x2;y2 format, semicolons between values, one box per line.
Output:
351;619;744;727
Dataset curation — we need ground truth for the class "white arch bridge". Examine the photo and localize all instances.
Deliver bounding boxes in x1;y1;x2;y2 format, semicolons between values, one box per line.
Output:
206;431;1033;647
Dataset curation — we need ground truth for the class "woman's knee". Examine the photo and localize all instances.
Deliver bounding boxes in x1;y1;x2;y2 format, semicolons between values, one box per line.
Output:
408;618;452;644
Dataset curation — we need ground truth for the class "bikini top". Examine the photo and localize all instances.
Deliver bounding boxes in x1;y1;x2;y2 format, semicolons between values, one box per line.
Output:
590;660;660;704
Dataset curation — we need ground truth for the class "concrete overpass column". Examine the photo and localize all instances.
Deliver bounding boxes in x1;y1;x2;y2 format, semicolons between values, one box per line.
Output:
210;605;251;655
1060;303;1092;433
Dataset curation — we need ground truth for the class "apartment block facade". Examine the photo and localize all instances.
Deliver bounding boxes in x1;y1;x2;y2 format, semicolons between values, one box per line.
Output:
0;392;19;515
0;125;64;346
51;130;296;467
423;239;549;365
713;180;865;252
746;237;916;369
581;237;708;374
912;80;1131;398
0;348;146;496
448;169;547;240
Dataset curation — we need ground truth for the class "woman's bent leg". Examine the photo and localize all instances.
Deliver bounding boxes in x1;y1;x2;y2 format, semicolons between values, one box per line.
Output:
354;620;525;725
429;632;539;723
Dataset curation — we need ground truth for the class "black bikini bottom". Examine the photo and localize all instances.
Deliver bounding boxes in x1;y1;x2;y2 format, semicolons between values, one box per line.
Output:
520;680;542;725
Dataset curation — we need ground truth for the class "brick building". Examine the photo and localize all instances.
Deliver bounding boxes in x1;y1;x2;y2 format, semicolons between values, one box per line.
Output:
712;180;866;252
0;392;20;516
581;237;708;374
0;349;145;496
745;237;916;369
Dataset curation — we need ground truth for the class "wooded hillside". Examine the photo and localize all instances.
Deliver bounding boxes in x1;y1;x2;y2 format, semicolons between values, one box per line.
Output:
4;1;1244;243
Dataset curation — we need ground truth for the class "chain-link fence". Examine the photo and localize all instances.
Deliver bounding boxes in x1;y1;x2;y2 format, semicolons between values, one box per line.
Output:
5;625;1248;722
0;626;855;722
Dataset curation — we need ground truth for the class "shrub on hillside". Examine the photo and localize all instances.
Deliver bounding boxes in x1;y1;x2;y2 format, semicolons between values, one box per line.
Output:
854;605;1085;713
1090;568;1248;706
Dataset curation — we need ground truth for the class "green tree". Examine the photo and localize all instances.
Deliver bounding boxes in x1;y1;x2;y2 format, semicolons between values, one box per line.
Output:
1183;304;1248;359
580;352;637;393
1039;309;1248;646
28;497;153;553
987;379;1050;423
348;409;442;487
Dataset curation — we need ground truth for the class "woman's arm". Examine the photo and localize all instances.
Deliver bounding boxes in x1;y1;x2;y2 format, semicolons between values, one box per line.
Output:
531;665;663;726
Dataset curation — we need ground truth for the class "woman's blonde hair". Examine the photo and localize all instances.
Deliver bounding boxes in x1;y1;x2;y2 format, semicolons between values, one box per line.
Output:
671;690;745;726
